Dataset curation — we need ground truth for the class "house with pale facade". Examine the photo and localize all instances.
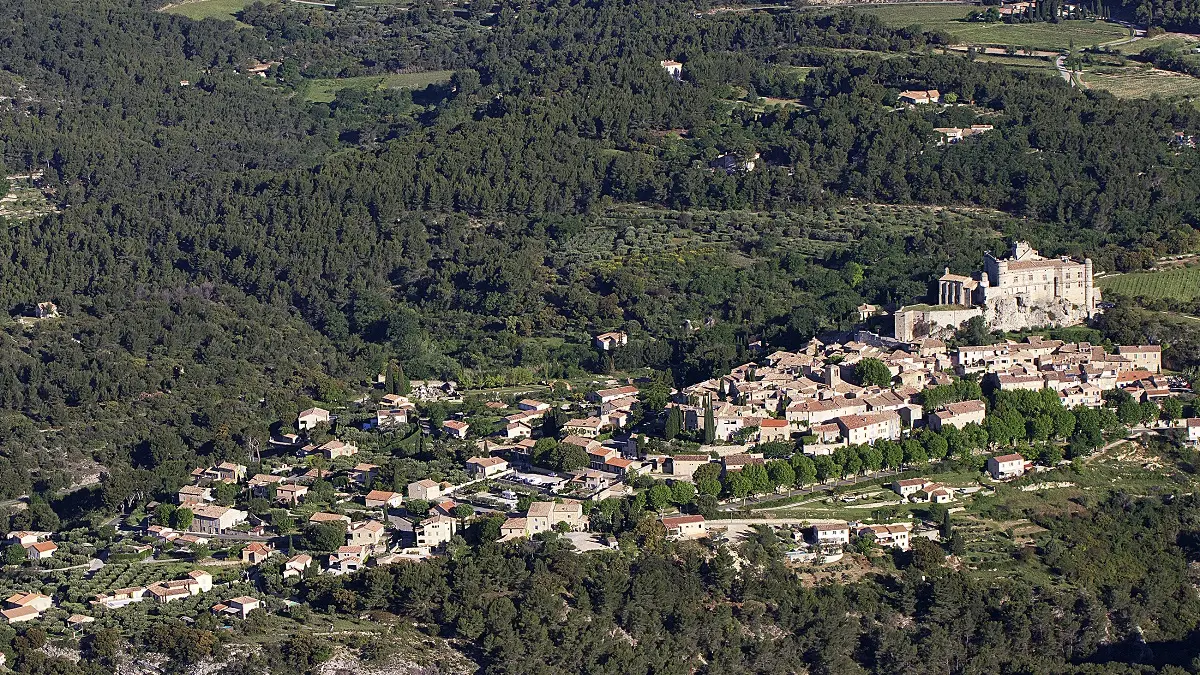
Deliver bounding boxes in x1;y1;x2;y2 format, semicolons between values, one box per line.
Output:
364;490;403;508
1117;345;1161;373
319;439;358;460
442;420;470;439
859;523;911;551
212;596;260;620
928;400;986;432
1185;418;1200;445
241;542;273;565
190;506;248;535
758;418;790;443
283;554;312;579
526;501;587;533
25;541;57;561
415;515;457;548
987;453;1026;480
661;515;707;540
297;407;330;431
892;478;931;498
810;522;850;547
834;411;901;445
665;454;711;481
348;520;387;553
466;456;509;478
407;479;448;501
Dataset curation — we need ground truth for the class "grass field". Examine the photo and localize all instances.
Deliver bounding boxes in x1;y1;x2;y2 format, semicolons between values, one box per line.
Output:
1081;65;1200;103
303;71;455;103
161;0;252;22
854;5;1130;51
1098;265;1200;300
973;53;1056;71
1108;32;1200;55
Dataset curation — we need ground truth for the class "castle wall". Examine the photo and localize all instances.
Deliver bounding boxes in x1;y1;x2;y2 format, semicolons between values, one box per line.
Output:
894;307;983;342
897;243;1098;342
982;258;1093;310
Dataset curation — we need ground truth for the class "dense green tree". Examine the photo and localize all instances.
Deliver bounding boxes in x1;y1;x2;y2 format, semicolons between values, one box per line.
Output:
854;358;893;388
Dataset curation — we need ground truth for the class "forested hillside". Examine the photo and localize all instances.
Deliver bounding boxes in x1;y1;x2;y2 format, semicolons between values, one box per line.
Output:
0;0;1196;498
0;0;1198;673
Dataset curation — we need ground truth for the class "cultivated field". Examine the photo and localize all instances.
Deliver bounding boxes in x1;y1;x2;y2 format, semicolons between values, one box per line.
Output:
303;71;455;103
972;53;1056;71
160;0;252;22
1080;66;1200;102
1108;31;1200;55
1097;265;1200;301
854;5;1130;51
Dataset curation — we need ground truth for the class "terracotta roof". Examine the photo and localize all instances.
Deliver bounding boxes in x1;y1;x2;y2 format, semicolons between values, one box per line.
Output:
836;411;900;430
1118;345;1160;353
944;400;985;415
468;456;506;467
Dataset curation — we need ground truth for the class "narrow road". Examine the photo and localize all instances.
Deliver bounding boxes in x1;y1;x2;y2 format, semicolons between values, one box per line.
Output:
1055;56;1072;84
718;467;902;512
1059;28;1142;88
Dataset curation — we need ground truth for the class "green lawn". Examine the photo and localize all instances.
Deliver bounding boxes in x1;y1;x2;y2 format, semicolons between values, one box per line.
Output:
303;71;455;103
854;5;1130;51
161;0;252;22
1098;265;1200;301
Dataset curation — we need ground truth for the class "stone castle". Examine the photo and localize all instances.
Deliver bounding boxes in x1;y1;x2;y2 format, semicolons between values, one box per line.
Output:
895;241;1100;342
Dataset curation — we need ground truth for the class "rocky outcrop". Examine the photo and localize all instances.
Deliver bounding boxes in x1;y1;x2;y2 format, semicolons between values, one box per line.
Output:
982;295;1089;333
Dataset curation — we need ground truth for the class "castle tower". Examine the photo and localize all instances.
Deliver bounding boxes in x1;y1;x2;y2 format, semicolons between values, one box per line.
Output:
824;364;841;388
1011;241;1036;260
1084;257;1094;317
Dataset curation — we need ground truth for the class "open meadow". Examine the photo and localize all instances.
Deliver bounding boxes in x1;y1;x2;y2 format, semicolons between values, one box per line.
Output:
854;5;1130;51
1080;65;1200;104
160;0;251;22
303;71;455;103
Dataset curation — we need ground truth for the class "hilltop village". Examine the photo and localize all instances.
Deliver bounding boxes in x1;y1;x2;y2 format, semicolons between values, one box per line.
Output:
1;316;1195;640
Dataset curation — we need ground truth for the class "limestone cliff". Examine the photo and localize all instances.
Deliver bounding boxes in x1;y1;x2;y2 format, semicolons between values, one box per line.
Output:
981;295;1090;333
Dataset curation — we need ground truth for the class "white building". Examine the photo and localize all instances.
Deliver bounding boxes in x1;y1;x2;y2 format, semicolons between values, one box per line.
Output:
661;515;707;540
810;522;850;547
297;407;330;431
928;400;986;432
859;524;911;551
415;516;457;548
407;479;447;501
987;453;1026;480
466;456;509;478
834;411;901;445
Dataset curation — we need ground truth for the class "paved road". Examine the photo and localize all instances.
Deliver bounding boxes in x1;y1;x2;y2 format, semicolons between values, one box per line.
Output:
709;517;849;525
1058;28;1143;88
1055;56;1074;85
718;468;902;512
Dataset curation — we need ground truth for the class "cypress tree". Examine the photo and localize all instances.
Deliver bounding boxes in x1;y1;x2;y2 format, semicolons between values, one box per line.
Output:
665;406;682;440
386;363;399;395
397;364;411;395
